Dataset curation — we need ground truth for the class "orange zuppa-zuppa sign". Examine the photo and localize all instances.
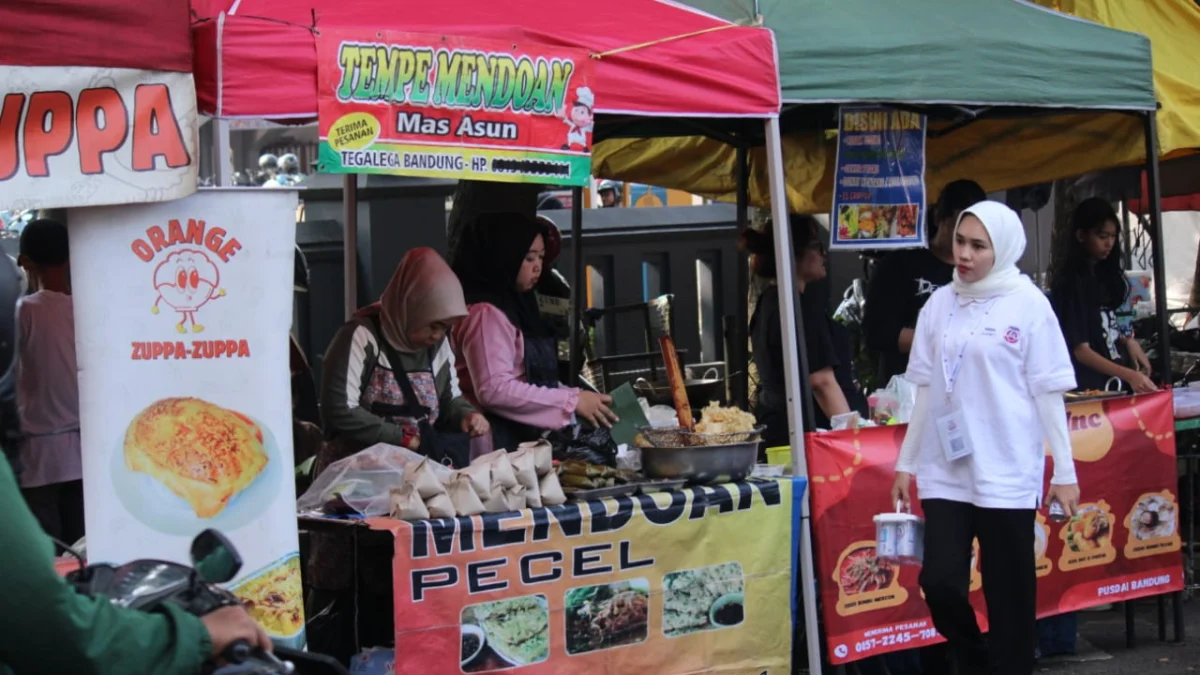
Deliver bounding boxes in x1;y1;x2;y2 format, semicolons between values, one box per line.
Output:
128;218;249;360
0;66;197;209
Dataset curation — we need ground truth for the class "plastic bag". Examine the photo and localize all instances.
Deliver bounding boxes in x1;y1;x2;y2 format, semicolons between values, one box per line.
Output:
640;401;679;429
296;443;426;517
548;427;618;467
885;375;917;424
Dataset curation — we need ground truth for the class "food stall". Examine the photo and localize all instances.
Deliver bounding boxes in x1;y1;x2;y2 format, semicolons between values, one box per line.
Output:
190;2;829;672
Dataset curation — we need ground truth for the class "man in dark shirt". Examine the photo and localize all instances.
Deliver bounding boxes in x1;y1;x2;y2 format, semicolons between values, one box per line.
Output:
863;180;987;383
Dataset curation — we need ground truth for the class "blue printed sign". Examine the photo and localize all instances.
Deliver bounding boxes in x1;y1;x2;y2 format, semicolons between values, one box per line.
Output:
831;105;927;250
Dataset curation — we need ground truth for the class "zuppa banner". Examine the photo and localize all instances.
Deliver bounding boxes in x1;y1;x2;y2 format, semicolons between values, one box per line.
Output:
70;189;304;647
0;66;197;209
316;30;594;186
371;479;796;675
831;105;927;251
806;391;1183;665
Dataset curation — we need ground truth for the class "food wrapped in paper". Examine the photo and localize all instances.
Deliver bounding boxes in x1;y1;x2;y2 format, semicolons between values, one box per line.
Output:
471;449;517;489
389;484;429;520
448;473;486;516
452;464;491;499
426;492;456;519
405;457;449;499
503;485;527;511
516;440;554;476
482;483;510;513
510;447;540;490
539;471;567;506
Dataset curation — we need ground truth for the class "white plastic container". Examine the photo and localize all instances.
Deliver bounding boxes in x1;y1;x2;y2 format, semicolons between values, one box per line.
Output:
874;503;925;565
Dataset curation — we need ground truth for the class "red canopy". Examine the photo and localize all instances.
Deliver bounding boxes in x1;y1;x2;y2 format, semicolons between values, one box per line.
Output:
193;0;780;120
0;0;191;72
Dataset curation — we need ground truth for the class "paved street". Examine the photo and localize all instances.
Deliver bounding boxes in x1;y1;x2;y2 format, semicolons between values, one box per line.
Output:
1038;599;1199;674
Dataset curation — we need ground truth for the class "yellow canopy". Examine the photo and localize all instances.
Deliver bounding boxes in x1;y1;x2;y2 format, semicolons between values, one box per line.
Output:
592;0;1200;213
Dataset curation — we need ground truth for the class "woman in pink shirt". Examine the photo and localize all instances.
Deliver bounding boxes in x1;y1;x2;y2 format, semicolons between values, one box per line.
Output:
452;212;616;450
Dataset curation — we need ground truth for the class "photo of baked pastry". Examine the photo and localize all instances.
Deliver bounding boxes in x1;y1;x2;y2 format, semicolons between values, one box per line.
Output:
124;397;269;518
231;553;305;647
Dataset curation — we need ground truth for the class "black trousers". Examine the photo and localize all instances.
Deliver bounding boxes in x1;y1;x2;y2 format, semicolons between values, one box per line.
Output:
22;479;85;545
919;499;1036;675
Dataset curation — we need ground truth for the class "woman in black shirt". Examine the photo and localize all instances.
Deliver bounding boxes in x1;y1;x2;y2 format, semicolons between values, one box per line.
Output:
1049;198;1155;393
744;215;867;447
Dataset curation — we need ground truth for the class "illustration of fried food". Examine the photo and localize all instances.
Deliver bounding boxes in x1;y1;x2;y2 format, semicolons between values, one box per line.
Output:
233;555;304;637
124;397;268;518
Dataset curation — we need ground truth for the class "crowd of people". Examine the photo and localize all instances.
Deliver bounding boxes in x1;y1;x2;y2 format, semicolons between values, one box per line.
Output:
740;181;1153;674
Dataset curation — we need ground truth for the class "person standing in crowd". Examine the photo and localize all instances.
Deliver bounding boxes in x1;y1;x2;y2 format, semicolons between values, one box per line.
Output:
452;212;616;449
865;180;987;383
15;219;84;545
744;215;866;444
890;201;1079;675
1050;197;1155;393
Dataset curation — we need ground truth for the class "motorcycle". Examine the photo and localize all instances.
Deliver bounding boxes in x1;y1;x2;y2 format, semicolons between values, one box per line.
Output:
64;529;348;675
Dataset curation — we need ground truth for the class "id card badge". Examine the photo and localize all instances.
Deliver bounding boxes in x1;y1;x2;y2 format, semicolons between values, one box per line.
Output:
935;406;974;462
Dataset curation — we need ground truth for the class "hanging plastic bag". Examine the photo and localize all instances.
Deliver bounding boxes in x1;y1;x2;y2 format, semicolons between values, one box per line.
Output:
296;443;428;517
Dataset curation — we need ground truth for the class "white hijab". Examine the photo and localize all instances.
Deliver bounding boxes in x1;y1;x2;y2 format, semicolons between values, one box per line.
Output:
950;200;1034;300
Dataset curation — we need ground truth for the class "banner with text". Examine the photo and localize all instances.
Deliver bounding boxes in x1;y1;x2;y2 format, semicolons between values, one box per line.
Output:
831;105;926;250
806;391;1183;664
71;189;304;647
316;30;594;186
371;479;797;675
1;66;197;209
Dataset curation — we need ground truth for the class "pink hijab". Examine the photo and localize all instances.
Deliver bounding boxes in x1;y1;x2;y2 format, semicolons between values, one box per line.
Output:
357;248;467;353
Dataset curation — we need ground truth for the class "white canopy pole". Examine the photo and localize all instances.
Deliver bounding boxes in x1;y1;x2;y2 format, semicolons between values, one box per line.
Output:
764;116;823;675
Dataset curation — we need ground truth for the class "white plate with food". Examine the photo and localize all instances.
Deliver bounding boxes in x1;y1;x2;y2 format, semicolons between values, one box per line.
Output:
111;397;281;535
1130;494;1177;541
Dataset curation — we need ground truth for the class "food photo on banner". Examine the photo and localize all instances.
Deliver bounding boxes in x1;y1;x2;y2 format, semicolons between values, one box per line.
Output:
316;30;595;186
830;105;927;251
805;391;1183;665
68;189;305;647
364;478;798;674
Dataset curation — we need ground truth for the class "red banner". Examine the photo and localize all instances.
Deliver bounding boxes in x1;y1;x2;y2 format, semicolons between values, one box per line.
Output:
806;391;1183;664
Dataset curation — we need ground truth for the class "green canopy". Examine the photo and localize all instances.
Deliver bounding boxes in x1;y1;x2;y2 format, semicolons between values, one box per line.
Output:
691;0;1155;110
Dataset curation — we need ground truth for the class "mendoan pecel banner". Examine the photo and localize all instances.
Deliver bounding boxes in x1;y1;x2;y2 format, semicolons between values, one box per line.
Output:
316;30;595;186
367;479;798;674
806;391;1183;664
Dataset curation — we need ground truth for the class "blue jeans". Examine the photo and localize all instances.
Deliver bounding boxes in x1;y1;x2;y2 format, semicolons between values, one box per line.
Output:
1037;613;1078;657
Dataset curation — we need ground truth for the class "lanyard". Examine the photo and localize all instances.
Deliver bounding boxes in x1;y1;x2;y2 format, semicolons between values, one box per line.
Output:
940;294;997;399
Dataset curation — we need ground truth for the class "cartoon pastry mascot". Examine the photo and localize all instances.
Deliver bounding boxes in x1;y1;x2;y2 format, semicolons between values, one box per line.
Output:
151;249;226;333
562;86;594;151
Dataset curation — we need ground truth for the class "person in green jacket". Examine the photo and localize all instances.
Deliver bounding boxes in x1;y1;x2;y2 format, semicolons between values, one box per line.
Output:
0;450;272;674
0;248;271;674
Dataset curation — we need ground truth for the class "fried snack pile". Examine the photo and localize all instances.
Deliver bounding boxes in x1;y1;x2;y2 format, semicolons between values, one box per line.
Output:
693;402;758;435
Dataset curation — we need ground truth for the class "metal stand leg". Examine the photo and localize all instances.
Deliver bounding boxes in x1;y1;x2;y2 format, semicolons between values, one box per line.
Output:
1157;595;1167;641
1125;601;1136;649
1173;591;1184;642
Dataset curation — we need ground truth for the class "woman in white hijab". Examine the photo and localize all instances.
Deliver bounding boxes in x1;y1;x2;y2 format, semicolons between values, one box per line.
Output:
889;201;1080;675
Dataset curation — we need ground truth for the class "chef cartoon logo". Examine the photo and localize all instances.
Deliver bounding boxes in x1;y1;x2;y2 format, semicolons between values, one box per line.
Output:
1004;326;1020;344
151;249;226;333
561;86;594;151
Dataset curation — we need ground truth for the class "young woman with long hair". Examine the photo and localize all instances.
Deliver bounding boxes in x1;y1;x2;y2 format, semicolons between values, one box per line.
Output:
1049;197;1155;393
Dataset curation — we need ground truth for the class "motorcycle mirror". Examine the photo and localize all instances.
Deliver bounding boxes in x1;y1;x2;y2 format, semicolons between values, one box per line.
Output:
190;529;242;583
